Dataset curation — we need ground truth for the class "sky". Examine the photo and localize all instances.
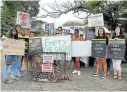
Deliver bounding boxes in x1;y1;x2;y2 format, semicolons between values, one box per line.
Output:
37;0;85;28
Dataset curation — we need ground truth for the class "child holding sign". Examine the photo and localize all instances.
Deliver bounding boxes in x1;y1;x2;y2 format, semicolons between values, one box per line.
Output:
112;26;125;80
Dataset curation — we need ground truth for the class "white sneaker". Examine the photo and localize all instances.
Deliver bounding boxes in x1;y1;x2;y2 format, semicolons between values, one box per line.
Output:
11;74;19;80
72;70;78;74
77;71;81;75
17;72;23;77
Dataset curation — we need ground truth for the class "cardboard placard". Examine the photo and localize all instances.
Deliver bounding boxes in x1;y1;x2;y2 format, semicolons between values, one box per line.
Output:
3;38;25;55
18;36;29;54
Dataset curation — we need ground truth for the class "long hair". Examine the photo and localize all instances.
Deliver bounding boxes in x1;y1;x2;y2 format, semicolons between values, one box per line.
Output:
98;28;106;37
7;29;18;39
15;25;21;32
114;26;123;36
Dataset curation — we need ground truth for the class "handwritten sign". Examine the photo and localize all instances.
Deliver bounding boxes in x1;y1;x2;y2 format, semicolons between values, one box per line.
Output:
42;36;71;60
43;54;54;64
92;39;106;58
18;36;29;54
3;38;25;55
29;37;42;55
16;11;31;28
107;39;125;60
41;52;66;61
88;13;104;27
42;64;53;72
85;27;95;40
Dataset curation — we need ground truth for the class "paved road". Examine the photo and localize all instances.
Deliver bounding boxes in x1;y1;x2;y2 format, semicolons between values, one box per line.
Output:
1;54;127;91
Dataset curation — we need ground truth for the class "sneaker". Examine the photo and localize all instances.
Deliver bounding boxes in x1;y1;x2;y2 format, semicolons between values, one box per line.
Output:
11;74;19;80
3;80;13;84
77;71;81;75
72;70;78;74
101;74;106;79
93;73;99;77
17;72;23;77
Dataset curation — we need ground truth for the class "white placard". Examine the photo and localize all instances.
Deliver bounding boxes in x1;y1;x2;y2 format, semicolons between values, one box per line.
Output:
42;64;53;72
43;54;54;64
16;11;31;28
72;41;92;57
88;13;104;27
42;36;72;60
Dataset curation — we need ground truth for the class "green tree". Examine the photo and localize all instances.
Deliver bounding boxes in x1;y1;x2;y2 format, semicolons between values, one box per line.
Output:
1;1;40;35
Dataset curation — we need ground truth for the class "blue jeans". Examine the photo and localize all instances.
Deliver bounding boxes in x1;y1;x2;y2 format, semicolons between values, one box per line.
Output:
3;55;18;80
106;58;113;72
16;56;22;72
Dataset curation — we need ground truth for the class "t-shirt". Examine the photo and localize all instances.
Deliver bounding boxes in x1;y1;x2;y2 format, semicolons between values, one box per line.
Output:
112;34;125;39
95;36;105;39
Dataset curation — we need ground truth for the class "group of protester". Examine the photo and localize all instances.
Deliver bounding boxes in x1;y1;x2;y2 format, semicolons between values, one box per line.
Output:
2;24;126;84
71;26;126;80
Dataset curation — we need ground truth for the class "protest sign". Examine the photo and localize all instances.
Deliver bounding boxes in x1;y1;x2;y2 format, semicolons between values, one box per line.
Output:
62;26;84;34
92;39;106;58
85;27;95;40
31;22;42;35
43;54;54;64
29;37;42;55
41;52;66;61
107;39;125;60
3;38;25;55
42;64;53;72
42;36;71;60
88;13;104;27
18;36;29;54
72;41;92;57
16;11;31;28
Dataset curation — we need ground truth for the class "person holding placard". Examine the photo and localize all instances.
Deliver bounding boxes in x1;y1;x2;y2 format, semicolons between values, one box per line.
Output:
112;26;125;80
3;29;19;84
72;29;81;75
93;28;107;79
14;25;23;76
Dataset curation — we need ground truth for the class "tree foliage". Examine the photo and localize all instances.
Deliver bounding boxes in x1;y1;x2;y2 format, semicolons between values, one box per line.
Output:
63;20;85;26
1;1;40;35
40;0;127;32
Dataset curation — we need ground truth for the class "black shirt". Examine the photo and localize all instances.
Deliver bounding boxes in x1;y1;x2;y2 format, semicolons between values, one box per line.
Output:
112;34;125;39
95;36;106;39
95;36;108;45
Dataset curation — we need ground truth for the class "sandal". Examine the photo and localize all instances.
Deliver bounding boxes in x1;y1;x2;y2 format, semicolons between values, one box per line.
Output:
112;75;117;80
118;76;122;81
